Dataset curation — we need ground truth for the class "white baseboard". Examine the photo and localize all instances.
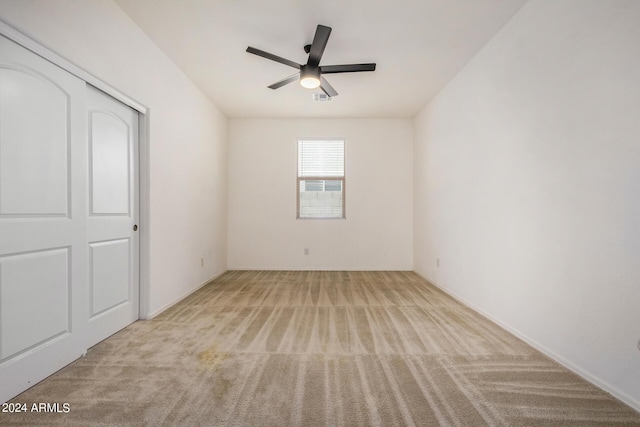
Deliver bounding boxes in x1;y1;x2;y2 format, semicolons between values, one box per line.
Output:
143;269;227;320
412;269;640;413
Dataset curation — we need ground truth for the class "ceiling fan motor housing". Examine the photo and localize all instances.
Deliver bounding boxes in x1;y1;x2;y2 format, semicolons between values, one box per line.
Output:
300;64;320;80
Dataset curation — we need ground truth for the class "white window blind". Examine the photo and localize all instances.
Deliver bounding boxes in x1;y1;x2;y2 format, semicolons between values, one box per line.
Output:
297;139;345;219
298;140;344;177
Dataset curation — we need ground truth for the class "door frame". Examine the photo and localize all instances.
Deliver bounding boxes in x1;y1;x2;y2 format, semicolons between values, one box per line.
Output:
0;19;152;319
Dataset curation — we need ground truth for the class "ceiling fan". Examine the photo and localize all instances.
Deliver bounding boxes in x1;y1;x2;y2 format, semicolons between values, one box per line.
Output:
246;24;376;97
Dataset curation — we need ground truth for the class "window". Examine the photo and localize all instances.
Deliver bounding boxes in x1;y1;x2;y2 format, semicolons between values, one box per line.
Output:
297;139;345;219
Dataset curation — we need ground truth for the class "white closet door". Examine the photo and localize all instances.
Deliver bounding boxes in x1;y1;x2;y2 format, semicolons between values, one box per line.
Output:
0;35;88;403
86;86;139;348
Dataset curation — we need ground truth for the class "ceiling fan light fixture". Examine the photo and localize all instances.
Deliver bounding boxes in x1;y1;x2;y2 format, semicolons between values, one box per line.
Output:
300;65;321;89
300;76;320;89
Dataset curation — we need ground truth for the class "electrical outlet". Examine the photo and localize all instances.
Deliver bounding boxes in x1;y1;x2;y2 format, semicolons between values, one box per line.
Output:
437;258;440;267
200;257;204;267
304;248;309;255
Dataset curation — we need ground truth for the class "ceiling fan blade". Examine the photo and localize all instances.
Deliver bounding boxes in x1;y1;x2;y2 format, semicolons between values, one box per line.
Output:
246;47;301;69
307;25;332;68
268;73;300;90
320;63;376;74
320;77;338;97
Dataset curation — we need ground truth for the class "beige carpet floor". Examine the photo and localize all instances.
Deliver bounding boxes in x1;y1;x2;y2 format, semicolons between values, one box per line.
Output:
1;270;639;426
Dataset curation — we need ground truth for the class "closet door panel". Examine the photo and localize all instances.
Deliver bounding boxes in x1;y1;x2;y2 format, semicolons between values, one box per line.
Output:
0;34;87;404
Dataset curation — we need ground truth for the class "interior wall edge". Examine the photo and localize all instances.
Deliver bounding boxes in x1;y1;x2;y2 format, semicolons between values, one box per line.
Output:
143;269;228;320
412;269;640;413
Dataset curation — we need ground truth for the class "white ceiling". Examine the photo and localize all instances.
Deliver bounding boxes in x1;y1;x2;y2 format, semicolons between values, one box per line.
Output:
114;0;528;118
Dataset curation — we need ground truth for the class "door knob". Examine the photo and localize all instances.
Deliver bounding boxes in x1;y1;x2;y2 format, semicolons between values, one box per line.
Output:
133;224;138;231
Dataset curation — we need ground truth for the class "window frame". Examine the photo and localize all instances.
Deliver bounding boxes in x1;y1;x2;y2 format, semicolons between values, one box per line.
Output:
296;138;346;220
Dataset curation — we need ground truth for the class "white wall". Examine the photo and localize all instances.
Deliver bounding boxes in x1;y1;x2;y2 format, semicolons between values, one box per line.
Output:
229;119;413;270
414;0;640;410
0;0;228;317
